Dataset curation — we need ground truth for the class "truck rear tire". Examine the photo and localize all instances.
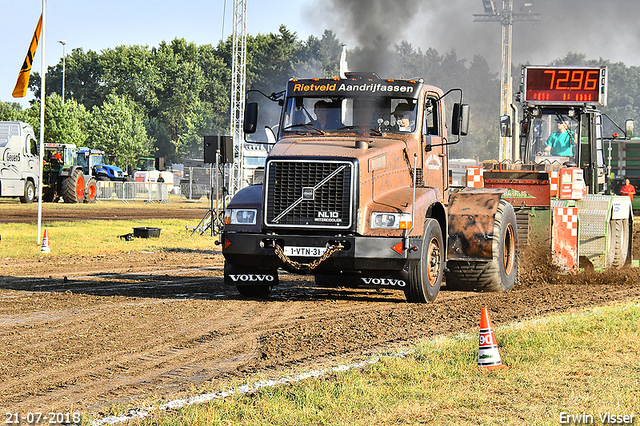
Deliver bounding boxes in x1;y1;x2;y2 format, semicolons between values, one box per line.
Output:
84;177;98;203
20;181;35;204
404;218;444;303
61;170;85;203
445;200;518;292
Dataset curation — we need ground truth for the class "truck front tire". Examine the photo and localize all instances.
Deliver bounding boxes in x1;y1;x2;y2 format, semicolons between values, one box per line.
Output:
20;181;35;204
405;218;444;303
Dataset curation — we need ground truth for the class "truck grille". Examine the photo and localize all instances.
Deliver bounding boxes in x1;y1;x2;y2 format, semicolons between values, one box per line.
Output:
265;160;354;229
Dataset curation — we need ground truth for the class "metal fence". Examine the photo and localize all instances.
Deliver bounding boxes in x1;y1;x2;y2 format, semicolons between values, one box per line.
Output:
96;181;170;203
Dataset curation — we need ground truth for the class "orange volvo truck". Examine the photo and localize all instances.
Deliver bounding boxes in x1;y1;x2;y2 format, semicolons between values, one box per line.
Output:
221;73;518;302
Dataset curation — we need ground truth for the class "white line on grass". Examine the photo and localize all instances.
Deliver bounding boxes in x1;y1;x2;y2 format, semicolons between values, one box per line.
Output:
91;351;410;425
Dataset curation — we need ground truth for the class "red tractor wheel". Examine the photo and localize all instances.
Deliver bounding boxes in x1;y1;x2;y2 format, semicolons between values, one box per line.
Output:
84;178;98;203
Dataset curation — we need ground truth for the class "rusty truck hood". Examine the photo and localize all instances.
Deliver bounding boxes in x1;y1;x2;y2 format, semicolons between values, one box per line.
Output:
268;135;409;160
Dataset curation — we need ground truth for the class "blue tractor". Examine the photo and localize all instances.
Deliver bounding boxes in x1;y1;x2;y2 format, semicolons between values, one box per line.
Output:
77;147;127;182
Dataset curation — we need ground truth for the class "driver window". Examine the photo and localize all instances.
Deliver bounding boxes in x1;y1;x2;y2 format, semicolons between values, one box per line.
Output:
424;98;439;136
26;137;37;155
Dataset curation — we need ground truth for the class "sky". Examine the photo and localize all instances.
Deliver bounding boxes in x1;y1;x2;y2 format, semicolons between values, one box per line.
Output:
3;0;640;108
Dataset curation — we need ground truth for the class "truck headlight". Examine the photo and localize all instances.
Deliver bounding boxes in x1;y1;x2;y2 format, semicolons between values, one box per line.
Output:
225;208;257;225
371;212;412;229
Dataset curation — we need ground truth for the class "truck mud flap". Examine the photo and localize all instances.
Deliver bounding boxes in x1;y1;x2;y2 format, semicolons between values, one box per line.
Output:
447;188;507;261
224;263;279;287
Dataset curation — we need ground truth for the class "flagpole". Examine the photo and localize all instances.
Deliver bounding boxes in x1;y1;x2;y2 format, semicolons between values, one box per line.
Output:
37;0;46;244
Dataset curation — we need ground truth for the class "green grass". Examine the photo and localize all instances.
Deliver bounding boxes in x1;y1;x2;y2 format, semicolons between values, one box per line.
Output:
109;301;640;426
0;202;216;258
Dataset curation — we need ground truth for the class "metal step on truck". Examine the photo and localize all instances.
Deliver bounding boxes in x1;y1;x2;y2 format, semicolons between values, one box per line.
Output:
220;73;519;302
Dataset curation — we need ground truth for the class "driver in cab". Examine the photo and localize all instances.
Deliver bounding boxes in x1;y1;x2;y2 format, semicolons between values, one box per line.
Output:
543;119;576;156
392;103;415;132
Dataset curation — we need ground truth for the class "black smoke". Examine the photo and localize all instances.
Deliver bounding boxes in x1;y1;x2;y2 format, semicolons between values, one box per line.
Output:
305;0;640;70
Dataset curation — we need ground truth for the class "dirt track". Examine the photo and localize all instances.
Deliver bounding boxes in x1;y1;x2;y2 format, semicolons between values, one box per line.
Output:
1;206;639;418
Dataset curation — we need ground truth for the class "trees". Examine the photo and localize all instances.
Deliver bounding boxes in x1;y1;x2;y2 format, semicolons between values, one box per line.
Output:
27;94;89;146
11;27;638;166
85;94;151;170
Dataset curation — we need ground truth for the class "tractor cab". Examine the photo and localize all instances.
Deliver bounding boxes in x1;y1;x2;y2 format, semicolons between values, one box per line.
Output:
43;143;77;174
522;109;580;167
77;147;104;175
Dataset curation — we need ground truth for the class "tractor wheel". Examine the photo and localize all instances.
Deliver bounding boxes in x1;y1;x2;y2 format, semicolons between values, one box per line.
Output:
84;177;98;203
446;200;518;292
610;218;631;268
404;218;444;303
20;180;35;204
605;219;617;269
61;169;85;203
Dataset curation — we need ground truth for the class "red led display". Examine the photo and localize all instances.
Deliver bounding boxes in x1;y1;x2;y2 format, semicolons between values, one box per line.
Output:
524;67;605;104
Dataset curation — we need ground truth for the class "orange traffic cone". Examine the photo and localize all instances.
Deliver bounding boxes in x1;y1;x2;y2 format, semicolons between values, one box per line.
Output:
478;307;509;370
40;229;51;253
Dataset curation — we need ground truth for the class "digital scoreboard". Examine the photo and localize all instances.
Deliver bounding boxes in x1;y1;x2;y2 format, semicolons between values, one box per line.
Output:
522;66;607;105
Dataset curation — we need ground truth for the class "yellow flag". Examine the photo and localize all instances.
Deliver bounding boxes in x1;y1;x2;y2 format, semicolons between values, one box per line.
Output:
13;13;43;98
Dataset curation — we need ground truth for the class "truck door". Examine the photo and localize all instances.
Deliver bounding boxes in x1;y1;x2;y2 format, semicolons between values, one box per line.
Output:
422;96;446;190
24;133;38;177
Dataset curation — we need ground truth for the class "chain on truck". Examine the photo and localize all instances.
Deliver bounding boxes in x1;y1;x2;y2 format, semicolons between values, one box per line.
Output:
469;66;634;273
220;73;520;303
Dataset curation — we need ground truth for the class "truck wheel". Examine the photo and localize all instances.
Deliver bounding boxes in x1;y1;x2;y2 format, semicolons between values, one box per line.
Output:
20;181;35;204
61;170;85;203
446;200;518;292
405;218;444;303
84;177;98;203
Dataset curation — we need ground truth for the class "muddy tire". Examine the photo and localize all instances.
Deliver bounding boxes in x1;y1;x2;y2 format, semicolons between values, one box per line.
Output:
20;180;35;203
404;218;444;303
446;200;518;292
84;177;98;203
610;218;631;268
61;170;85;203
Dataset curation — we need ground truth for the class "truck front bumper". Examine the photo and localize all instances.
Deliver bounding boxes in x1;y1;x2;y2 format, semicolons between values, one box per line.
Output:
222;232;421;274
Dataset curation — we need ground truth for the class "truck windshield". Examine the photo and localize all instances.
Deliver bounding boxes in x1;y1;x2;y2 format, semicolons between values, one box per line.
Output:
527;112;579;165
281;96;417;136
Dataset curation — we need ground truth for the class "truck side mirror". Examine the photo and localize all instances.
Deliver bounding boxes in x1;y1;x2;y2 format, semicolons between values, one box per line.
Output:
451;103;469;136
625;119;634;139
499;115;511;138
244;102;258;134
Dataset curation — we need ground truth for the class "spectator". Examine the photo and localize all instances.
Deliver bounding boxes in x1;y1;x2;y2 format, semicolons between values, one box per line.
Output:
620;178;636;201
